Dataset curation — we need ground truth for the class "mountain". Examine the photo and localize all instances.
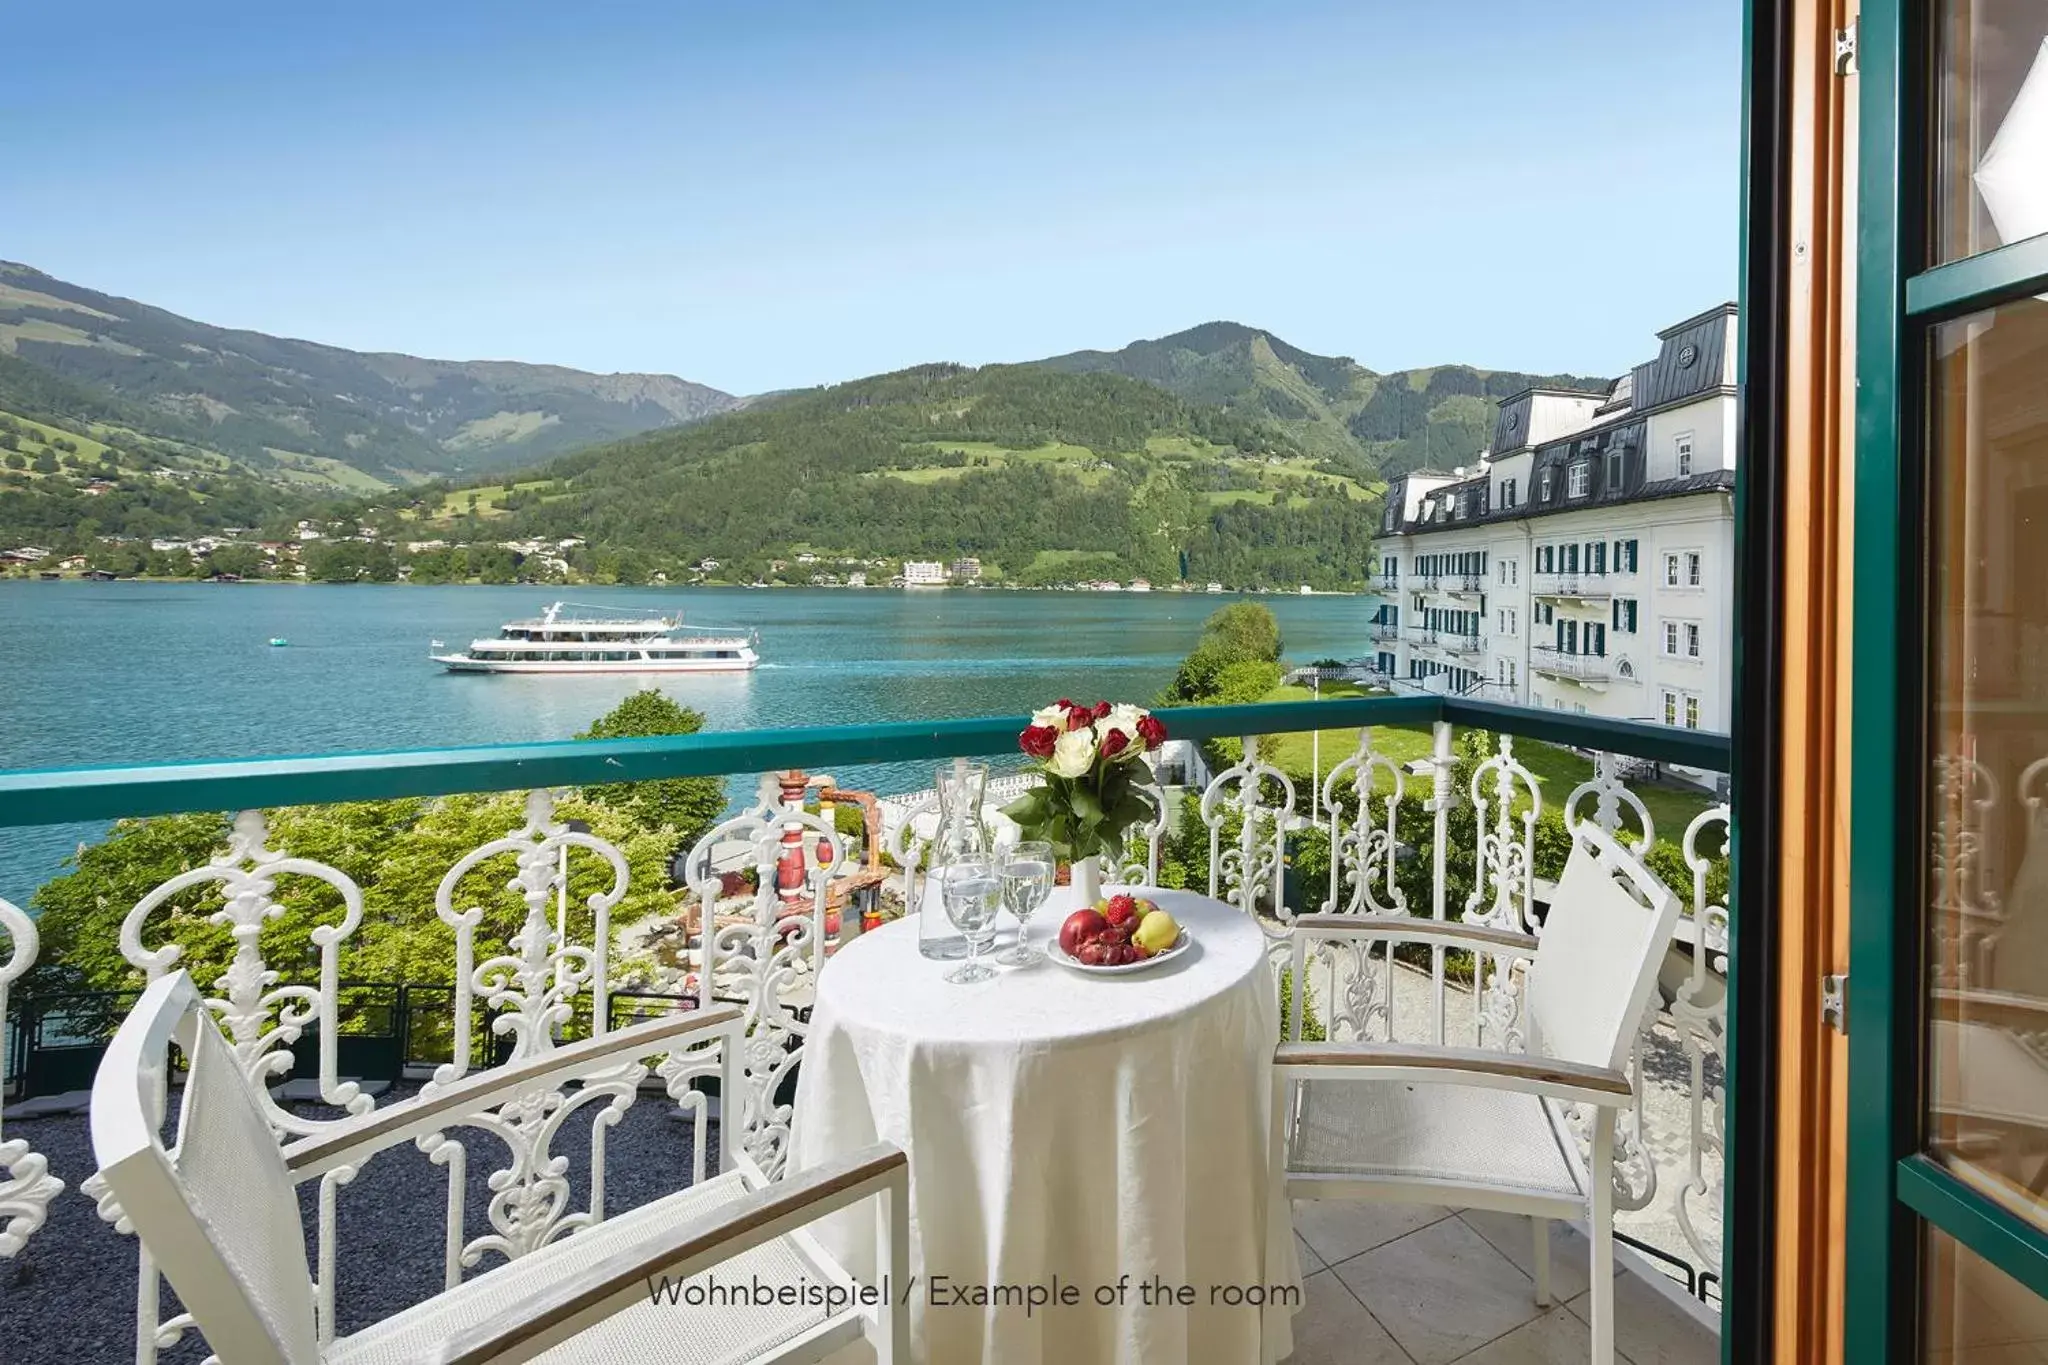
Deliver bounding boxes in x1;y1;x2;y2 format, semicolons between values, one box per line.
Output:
450;362;1383;589
1037;322;1610;478
0;262;737;486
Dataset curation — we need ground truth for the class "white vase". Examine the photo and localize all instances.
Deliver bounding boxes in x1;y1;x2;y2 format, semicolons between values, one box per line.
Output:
1073;854;1103;904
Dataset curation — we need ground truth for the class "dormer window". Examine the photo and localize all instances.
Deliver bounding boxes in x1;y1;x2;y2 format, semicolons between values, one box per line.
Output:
1500;477;1516;508
1539;468;1554;499
1568;462;1591;498
1605;447;1624;490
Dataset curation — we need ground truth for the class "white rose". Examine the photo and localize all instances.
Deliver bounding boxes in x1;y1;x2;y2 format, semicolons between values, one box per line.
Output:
1031;705;1071;730
1050;726;1097;778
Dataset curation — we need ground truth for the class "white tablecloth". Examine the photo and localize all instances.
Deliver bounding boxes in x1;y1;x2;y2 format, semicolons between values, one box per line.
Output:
790;886;1298;1365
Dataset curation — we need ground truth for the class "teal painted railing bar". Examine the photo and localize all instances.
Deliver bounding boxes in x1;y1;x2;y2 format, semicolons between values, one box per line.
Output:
1442;698;1734;771
0;693;1726;828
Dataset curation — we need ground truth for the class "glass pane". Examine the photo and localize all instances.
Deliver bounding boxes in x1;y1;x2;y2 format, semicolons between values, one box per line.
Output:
1925;295;2048;1231
1924;1226;2048;1359
1933;0;2048;264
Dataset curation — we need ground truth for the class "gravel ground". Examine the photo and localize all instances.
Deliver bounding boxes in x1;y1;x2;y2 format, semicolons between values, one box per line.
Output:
0;1083;720;1365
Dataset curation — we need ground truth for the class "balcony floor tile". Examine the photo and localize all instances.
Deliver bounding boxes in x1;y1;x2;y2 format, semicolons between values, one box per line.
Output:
1293;1197;1453;1267
1329;1212;1546;1364
1562;1271;1717;1365
1282;1270;1414;1364
1458;1209;1618;1306
1451;1307;1620;1365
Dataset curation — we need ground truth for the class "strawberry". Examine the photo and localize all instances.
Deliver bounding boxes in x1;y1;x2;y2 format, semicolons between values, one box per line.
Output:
1103;894;1139;928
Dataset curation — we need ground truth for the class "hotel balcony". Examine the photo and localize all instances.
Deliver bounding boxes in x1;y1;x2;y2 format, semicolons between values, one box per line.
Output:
1532;573;1612;602
1369;620;1402;644
1531;646;1613;684
1404;626;1440;650
0;698;1727;1365
1438;632;1483;656
1446;574;1487;598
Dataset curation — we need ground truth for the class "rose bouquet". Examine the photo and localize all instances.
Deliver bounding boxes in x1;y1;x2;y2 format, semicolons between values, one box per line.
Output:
1002;700;1166;895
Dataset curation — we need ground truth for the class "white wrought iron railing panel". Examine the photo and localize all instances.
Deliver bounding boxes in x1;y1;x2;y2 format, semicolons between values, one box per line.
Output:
0;896;61;1257
682;771;844;1182
0;721;1740;1355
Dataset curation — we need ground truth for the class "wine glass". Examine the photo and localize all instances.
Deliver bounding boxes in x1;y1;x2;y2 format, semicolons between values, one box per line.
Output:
997;841;1054;966
939;859;1001;984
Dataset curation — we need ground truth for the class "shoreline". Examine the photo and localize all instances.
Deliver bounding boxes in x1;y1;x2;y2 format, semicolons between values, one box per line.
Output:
0;576;1365;596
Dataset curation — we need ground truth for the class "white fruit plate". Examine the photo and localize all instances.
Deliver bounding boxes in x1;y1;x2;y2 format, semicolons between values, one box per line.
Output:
1047;929;1190;975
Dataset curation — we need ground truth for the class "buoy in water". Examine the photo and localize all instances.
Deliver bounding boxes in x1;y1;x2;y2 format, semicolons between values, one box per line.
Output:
268;637;290;647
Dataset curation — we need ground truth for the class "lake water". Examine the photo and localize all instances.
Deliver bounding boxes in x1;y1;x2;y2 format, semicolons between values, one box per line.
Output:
0;582;1369;900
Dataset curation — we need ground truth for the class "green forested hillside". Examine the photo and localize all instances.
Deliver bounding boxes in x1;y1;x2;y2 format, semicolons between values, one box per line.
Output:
1038;322;1609;479
0;351;340;547
468;363;1385;588
0;262;737;483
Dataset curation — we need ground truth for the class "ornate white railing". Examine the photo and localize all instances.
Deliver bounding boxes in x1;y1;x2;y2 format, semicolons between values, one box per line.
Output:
0;715;1734;1354
0;896;61;1257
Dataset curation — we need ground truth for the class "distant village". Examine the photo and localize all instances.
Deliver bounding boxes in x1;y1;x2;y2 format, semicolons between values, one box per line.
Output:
0;525;1283;593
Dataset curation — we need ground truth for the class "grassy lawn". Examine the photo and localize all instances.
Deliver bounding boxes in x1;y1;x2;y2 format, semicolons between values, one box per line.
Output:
879;465;975;484
263;449;393;493
1254;681;1717;846
0;408;115;464
429;479;553;520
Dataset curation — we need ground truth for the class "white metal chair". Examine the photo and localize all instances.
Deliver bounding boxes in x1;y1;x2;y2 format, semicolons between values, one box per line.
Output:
1276;820;1682;1364
90;971;910;1365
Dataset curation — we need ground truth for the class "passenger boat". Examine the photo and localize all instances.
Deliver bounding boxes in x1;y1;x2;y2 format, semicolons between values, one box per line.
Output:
431;602;760;674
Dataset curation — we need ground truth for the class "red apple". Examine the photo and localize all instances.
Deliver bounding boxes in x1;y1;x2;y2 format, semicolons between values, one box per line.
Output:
1061;909;1108;957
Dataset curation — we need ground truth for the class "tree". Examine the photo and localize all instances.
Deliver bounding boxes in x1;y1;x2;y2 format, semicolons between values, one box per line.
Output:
204;543;267;578
577;690;726;864
1159;602;1285;704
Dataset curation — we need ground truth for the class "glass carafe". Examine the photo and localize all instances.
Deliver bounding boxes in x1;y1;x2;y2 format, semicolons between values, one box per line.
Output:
918;759;988;959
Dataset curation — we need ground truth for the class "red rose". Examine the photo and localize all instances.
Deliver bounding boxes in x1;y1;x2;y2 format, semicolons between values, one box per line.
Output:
1136;714;1167;750
1060;699;1091;729
1099;727;1130;759
1020;724;1059;759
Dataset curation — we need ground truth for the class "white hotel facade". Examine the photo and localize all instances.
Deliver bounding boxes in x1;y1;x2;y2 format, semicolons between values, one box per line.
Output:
1367;303;1738;747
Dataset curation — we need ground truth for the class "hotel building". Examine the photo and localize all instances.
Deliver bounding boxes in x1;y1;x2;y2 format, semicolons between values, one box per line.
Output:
1368;304;1738;746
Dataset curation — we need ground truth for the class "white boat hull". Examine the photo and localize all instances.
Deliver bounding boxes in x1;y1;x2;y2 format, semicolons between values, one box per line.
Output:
433;653;758;674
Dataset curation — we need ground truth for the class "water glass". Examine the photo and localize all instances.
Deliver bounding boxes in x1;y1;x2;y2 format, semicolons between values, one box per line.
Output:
939;859;1001;984
997;841;1054;966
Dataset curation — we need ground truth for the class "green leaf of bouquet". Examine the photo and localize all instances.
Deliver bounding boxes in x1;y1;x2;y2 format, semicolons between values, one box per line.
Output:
1000;790;1047;822
1070;785;1104;823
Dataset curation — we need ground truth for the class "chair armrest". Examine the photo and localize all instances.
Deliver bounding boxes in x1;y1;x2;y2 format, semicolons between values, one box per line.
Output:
285;1004;743;1178
1290;913;1540;958
431;1142;909;1365
1273;1040;1631;1107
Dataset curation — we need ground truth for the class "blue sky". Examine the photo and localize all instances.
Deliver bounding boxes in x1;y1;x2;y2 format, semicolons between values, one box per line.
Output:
2;1;1742;395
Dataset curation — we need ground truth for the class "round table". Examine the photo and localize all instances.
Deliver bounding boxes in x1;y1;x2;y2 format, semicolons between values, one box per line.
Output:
790;886;1298;1365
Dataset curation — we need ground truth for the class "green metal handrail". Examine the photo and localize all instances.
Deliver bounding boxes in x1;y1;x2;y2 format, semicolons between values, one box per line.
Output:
0;694;1730;828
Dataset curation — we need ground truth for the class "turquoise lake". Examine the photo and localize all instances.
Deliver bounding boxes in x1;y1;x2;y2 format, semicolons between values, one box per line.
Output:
0;583;1371;901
